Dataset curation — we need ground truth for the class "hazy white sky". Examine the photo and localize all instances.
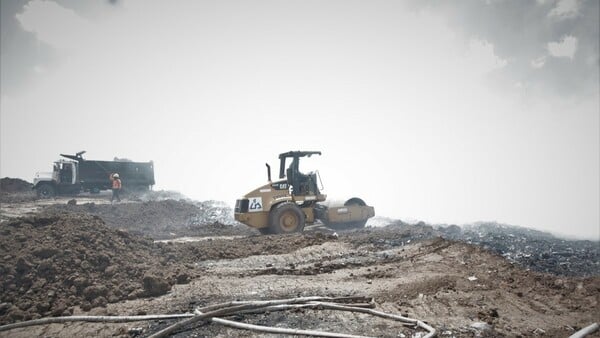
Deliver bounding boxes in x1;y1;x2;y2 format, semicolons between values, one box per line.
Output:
1;0;598;239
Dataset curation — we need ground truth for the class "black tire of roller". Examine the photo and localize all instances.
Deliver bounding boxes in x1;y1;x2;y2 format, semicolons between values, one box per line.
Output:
269;202;305;234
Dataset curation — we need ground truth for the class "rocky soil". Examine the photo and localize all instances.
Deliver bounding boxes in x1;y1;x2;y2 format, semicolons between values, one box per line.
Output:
0;214;198;323
0;182;598;337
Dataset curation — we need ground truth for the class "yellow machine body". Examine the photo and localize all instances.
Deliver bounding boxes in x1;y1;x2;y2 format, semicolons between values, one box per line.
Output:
234;151;375;234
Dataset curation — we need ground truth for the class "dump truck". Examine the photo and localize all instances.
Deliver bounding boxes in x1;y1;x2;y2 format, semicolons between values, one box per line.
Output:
234;151;375;234
33;151;155;198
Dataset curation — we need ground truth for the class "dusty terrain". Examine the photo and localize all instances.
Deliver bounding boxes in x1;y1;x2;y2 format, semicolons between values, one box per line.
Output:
0;179;598;337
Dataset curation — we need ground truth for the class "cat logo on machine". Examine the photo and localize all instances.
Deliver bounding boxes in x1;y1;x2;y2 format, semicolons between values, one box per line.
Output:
249;197;263;212
272;182;288;190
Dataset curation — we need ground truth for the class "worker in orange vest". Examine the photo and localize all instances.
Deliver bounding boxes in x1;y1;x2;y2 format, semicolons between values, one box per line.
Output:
109;173;122;202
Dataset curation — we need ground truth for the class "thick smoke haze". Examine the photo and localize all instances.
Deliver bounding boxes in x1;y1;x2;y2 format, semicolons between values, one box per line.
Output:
1;0;598;240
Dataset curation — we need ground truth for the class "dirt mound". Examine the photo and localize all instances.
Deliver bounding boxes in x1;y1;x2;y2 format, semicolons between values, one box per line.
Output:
0;178;32;193
43;199;255;239
0;211;337;325
0;178;36;204
0;214;198;325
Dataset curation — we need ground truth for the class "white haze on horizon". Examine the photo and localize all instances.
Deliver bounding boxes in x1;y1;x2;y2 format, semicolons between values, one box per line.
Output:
1;0;598;240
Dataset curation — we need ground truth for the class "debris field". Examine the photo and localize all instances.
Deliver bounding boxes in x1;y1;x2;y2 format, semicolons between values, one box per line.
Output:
0;181;598;337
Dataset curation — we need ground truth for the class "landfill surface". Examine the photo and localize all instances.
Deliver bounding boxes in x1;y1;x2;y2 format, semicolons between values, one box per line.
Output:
0;177;598;337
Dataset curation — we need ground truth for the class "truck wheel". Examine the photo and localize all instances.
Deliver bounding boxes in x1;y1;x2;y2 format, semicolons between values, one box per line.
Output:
269;203;305;234
36;184;55;198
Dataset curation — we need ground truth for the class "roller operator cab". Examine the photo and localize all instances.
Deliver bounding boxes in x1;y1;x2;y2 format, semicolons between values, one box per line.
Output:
234;151;375;234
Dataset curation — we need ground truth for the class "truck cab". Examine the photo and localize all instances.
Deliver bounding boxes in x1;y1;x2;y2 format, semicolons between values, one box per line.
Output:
33;160;79;197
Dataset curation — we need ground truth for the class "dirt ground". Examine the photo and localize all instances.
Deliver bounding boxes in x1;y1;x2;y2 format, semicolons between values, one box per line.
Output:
0;189;598;337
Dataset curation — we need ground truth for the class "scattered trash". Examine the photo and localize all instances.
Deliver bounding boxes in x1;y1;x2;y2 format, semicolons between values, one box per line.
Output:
532;327;546;335
128;327;143;336
470;322;491;331
438;222;599;277
467;276;478;281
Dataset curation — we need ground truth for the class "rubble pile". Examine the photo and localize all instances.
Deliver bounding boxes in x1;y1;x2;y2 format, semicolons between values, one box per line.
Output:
0;214;198;325
438;222;600;277
360;219;599;278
